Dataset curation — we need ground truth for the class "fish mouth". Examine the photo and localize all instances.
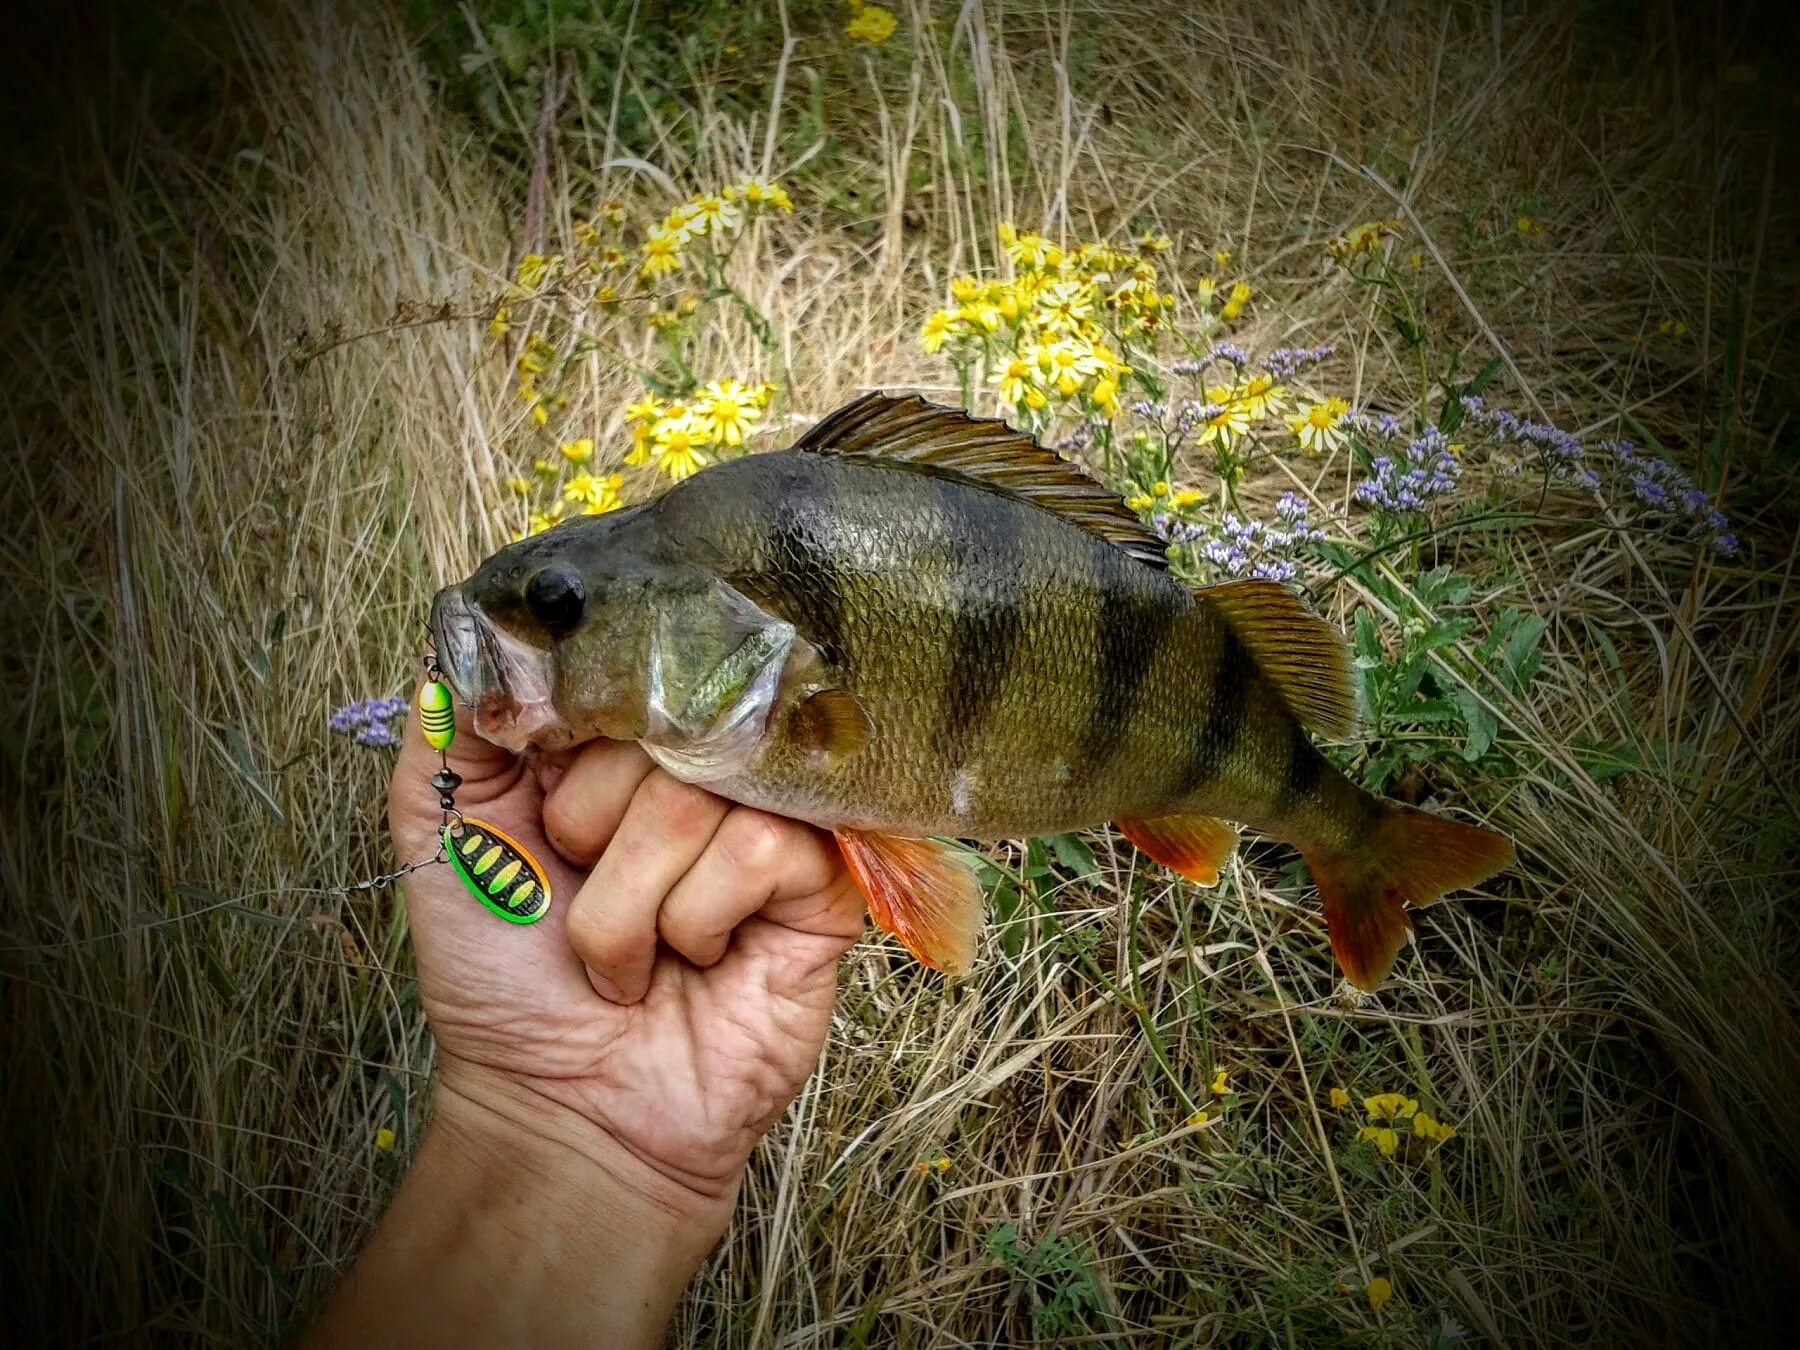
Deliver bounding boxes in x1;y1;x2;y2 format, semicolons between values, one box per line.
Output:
428;585;574;754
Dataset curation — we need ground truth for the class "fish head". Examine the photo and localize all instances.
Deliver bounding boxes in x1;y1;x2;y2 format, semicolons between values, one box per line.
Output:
430;503;789;757
431;505;680;753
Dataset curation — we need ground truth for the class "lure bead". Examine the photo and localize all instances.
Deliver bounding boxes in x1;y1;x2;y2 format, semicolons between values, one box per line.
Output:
418;680;456;751
430;769;463;793
439;795;456;810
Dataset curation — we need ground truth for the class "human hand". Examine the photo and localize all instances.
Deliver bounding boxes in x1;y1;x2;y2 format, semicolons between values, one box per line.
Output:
387;702;865;1212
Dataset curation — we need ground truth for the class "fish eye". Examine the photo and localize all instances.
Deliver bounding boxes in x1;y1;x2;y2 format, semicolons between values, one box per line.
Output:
523;565;585;635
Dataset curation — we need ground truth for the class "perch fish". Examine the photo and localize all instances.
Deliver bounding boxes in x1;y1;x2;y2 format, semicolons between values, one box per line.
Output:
430;393;1512;988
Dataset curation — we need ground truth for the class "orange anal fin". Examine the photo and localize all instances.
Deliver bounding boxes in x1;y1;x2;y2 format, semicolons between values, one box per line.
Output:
1302;805;1514;991
1117;814;1239;887
835;830;982;974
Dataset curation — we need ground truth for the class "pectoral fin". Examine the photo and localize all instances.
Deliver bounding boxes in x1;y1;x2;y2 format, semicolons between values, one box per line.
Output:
835;829;982;974
1116;813;1239;886
789;688;873;763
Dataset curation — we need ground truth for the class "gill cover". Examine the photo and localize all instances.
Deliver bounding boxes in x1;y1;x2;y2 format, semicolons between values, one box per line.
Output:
640;577;801;783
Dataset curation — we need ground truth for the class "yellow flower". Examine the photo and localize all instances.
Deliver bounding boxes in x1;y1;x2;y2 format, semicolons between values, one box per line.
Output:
1209;1069;1231;1096
625;394;666;426
1409;250;1424;268
994;356;1037;406
1089;376;1120;414
697;378;762;446
1233;373;1287;420
506;475;532;497
1515;215;1545;236
1658;317;1688;337
514;252;558;289
564;472;624;514
1327;219;1402;259
559;438;594;464
639;225;683;279
1328;1087;1351;1110
599;246;626;269
957;301;1002;333
1139;231;1172;253
573;218;600;248
949;275;981;303
845;4;897;43
1412;1112;1459;1143
651;416;712;480
1220;281;1252;321
1212;248;1232;267
1285;398;1351;455
488;306;511;336
1366;1276;1393;1313
920;309;960;354
526;502;566;535
1035;280;1094;332
532;458;556;478
1199;399;1251;447
1357;1125;1400;1157
684;193;742;236
1126;493;1152;511
736;176;793;212
1363;1093;1419;1121
934;1155;952;1171
1186;1109;1212;1126
1170;488;1203;508
594;283;619;308
375;1127;396;1151
1003;228;1061;271
1194;277;1216;308
751;381;777;408
529;402;550;428
598;199;625;225
1151;480;1169;497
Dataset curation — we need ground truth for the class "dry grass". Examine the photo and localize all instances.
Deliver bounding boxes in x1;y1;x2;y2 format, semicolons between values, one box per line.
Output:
4;1;1796;1344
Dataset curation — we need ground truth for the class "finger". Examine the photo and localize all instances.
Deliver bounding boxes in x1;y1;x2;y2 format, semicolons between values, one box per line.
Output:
565;771;728;1003
540;738;656;866
656;808;846;968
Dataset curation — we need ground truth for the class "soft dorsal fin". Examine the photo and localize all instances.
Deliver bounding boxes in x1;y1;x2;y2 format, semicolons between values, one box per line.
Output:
794;392;1170;570
1200;579;1357;739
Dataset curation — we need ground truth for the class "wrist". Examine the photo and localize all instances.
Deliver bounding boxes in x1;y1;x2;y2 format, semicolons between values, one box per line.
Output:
433;1058;739;1243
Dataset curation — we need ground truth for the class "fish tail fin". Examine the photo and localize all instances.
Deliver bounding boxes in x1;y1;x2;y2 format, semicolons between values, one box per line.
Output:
836;829;983;974
1301;804;1513;990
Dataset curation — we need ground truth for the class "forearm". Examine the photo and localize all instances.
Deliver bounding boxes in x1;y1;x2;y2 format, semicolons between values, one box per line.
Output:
308;1074;735;1349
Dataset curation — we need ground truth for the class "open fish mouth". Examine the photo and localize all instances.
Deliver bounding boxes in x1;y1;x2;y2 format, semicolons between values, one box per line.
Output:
428;585;573;753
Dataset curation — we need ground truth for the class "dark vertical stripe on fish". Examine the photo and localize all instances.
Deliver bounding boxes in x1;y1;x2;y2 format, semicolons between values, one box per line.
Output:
767;503;849;668
936;476;1025;773
1178;626;1251;791
1276;719;1323;812
1076;560;1161;780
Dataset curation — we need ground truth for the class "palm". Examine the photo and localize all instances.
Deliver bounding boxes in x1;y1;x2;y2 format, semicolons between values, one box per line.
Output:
389;707;863;1193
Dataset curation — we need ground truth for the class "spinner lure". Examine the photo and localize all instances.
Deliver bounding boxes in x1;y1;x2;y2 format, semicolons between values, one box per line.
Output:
415;656;553;925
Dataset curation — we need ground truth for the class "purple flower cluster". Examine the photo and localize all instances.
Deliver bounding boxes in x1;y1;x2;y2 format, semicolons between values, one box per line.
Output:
1462;397;1737;555
1264;344;1335;380
1155;492;1325;582
330;695;410;748
1604;438;1738;555
1353;425;1462;513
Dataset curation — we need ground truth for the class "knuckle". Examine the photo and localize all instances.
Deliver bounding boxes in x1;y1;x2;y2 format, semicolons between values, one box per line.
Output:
721;812;786;875
642;772;719;836
565;901;637;971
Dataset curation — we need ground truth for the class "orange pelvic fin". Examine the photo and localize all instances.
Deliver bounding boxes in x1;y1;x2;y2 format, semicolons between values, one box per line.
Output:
1302;804;1514;990
1116;813;1239;886
835;829;982;974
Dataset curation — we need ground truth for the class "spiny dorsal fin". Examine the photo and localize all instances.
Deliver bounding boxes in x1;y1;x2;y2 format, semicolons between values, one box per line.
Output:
1200;579;1357;739
794;392;1170;570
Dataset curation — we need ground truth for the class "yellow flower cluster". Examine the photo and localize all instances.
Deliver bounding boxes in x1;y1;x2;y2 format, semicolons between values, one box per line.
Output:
622;379;776;483
919;224;1189;420
845;3;898;45
640;178;792;284
1349;1091;1459;1159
